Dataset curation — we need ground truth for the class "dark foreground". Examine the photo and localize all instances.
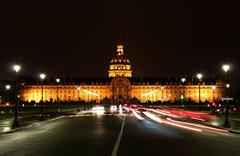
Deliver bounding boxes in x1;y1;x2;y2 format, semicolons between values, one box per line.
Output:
0;108;240;156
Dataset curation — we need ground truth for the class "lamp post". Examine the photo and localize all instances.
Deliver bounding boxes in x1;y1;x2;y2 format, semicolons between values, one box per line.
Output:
5;85;11;90
197;73;202;103
12;64;21;127
222;64;231;128
161;86;164;102
197;73;203;111
40;73;46;120
181;78;186;102
211;86;216;101
77;86;80;112
56;78;60;113
5;85;11;113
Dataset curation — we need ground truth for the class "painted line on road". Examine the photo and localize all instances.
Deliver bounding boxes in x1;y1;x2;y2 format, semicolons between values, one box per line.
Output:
111;116;125;156
117;115;127;120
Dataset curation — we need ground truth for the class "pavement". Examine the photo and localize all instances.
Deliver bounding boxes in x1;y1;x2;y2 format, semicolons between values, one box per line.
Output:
228;118;240;134
0;109;78;135
201;116;240;134
0;107;240;156
0;118;13;133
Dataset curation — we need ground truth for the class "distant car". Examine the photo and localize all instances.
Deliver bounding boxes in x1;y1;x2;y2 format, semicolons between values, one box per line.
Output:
214;106;238;114
0;102;13;107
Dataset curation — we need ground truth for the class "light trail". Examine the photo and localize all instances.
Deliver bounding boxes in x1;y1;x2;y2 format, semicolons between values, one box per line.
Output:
166;118;228;133
119;105;123;114
143;111;202;132
148;108;179;118
123;106;130;112
190;117;206;122
168;109;217;121
143;111;162;123
92;106;105;115
130;108;144;120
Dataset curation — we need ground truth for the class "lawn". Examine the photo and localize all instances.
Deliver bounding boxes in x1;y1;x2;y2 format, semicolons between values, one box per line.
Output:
0;104;91;120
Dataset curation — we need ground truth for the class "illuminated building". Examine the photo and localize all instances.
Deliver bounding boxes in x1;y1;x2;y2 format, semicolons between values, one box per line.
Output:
108;44;132;77
20;43;224;104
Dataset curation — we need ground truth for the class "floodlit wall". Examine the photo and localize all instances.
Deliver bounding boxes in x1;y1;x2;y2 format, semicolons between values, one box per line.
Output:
21;83;224;103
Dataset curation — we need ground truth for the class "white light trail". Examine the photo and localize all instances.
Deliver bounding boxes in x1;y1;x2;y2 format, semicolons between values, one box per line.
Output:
143;111;162;123
148;108;179;118
92;106;105;115
123;106;130;112
143;111;202;132
119;105;123;114
130;108;144;120
166;118;228;133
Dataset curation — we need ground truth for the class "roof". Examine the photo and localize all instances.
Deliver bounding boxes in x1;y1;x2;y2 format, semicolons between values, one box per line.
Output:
19;76;224;86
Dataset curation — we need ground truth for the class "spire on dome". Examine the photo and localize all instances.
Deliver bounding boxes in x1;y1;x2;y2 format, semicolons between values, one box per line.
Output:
117;44;124;56
116;33;124;56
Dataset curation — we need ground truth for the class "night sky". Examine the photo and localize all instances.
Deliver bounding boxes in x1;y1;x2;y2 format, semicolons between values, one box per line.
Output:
0;1;239;87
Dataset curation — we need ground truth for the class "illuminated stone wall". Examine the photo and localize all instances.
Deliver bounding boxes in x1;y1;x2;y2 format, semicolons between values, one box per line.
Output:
21;85;111;103
108;69;132;77
21;83;223;103
131;84;224;103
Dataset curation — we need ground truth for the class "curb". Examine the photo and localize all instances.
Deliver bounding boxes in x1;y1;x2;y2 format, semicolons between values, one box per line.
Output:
229;129;240;134
0;116;66;135
202;122;240;135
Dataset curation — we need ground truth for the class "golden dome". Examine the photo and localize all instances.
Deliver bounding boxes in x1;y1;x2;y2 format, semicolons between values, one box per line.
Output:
110;44;131;65
108;43;132;77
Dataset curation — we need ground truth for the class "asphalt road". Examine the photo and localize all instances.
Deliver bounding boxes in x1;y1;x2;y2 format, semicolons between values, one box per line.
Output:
0;109;240;156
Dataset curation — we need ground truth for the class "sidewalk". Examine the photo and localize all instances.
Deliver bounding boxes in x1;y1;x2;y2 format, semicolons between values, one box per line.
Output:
203;117;240;134
0;110;78;135
0;118;13;133
0;115;59;135
228;118;240;134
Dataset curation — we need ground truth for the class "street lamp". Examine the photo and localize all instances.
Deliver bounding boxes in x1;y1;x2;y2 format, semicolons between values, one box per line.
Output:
196;73;202;103
5;85;11;90
56;78;60;113
181;78;186;83
40;73;46;120
222;64;230;73
77;86;81;112
226;83;230;88
222;64;231;128
5;85;11;113
211;86;216;101
56;78;60;83
13;65;21;73
12;64;21;127
181;78;186;102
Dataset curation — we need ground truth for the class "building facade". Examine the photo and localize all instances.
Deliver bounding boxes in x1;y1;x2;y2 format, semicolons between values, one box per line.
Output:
20;43;225;103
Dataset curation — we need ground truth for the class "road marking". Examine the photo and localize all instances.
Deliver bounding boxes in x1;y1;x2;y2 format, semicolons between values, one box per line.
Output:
111;116;125;156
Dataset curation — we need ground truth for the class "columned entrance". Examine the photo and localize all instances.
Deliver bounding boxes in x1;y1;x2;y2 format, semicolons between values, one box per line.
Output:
110;77;131;104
